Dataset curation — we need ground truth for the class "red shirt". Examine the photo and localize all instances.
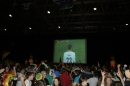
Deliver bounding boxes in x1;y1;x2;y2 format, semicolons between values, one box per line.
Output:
60;72;71;86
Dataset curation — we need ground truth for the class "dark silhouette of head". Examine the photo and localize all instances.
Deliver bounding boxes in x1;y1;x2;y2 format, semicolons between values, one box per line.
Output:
68;44;72;50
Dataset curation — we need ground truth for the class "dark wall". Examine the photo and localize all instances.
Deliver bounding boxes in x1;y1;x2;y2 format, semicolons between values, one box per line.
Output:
1;33;130;65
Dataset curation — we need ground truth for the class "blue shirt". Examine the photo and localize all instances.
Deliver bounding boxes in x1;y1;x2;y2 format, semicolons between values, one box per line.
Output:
74;76;80;84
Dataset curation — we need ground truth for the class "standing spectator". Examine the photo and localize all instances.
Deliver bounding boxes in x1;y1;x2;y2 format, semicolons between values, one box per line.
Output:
60;68;71;86
16;67;25;86
25;72;34;86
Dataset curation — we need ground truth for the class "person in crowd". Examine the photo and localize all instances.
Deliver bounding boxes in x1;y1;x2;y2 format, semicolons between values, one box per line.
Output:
100;70;114;86
40;71;50;86
79;75;87;86
73;70;81;85
20;76;26;86
51;70;60;79
45;68;53;86
60;68;71;86
52;77;61;86
87;71;98;86
25;72;34;86
16;67;25;86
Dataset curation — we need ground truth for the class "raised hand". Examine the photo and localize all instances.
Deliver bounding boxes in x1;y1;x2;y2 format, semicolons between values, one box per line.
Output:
101;70;106;78
116;71;121;78
41;61;45;64
20;76;25;81
0;68;5;73
117;64;121;68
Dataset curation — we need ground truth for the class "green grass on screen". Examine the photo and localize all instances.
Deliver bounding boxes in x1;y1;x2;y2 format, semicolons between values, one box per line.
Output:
53;39;87;63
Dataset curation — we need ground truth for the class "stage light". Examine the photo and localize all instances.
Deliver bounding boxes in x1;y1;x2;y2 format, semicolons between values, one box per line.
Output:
29;27;32;29
9;14;12;17
58;26;60;28
93;8;97;10
4;29;7;31
47;11;50;14
126;24;128;26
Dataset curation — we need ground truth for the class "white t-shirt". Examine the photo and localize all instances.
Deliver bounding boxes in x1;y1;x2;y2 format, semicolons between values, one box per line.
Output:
63;51;76;63
87;77;98;86
25;79;32;86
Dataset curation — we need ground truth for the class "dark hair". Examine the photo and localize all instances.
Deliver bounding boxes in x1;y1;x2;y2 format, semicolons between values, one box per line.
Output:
26;72;34;79
80;75;87;82
45;68;50;74
114;83;122;86
60;68;68;74
79;75;87;86
74;70;81;76
35;81;44;86
20;67;25;71
53;77;62;86
68;44;72;50
92;71;98;77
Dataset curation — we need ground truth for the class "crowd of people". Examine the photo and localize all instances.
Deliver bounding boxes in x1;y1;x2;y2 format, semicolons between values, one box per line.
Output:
0;59;130;86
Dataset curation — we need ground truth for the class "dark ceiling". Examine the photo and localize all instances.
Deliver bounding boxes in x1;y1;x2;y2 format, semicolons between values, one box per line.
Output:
0;0;130;35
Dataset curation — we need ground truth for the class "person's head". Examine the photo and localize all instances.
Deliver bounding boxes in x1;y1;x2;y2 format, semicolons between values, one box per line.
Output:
74;70;81;76
53;77;61;86
26;72;34;81
36;81;44;86
107;71;113;78
20;67;25;74
60;68;68;74
91;71;98;77
52;70;60;78
41;71;47;79
68;44;72;50
5;66;9;72
80;75;87;86
71;83;79;86
105;76;112;86
125;70;130;79
45;68;50;74
114;83;122;86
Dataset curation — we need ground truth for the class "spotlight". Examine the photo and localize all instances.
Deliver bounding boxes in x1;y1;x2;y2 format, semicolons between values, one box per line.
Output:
9;14;12;17
47;11;50;14
4;29;7;31
58;26;60;28
29;27;32;29
93;8;97;10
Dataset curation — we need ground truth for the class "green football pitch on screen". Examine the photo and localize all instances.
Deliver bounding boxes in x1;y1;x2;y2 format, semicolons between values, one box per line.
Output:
53;39;87;63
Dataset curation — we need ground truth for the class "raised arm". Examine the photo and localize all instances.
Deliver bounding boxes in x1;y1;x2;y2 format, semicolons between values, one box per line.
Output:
41;61;48;69
117;64;124;85
117;70;124;85
13;66;17;76
117;64;123;78
20;76;26;86
101;70;106;86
